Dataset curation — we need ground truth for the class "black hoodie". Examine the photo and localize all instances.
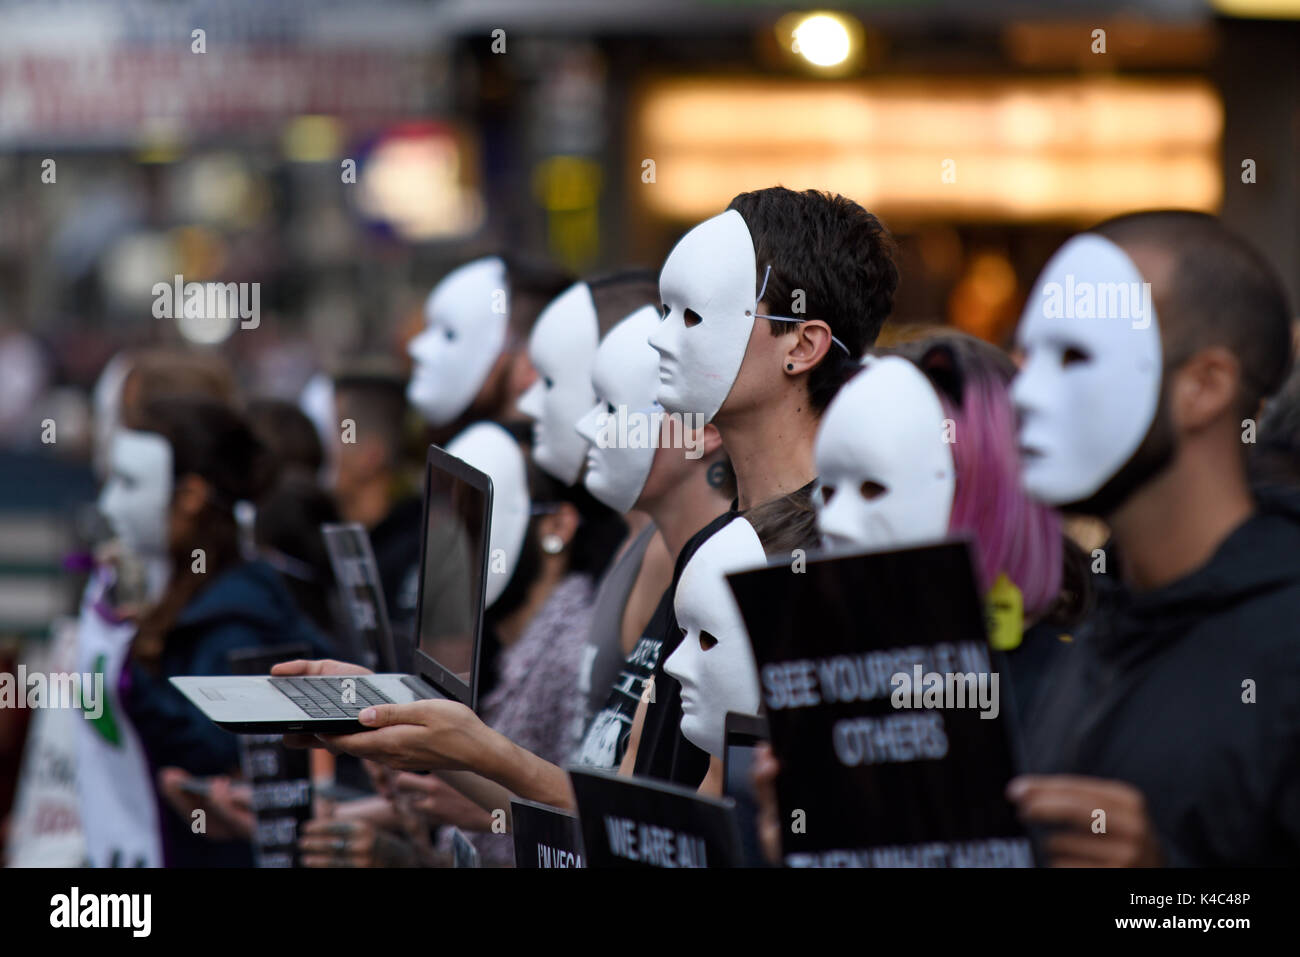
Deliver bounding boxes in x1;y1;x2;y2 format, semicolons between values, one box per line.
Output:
1025;486;1300;866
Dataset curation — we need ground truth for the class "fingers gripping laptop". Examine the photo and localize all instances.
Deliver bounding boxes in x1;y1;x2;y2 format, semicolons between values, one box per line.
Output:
171;444;491;733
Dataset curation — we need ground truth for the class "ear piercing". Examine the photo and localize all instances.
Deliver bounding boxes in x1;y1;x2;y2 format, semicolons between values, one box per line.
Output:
786;363;795;372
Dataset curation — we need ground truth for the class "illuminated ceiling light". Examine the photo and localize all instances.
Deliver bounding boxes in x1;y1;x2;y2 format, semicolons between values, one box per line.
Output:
792;13;854;68
1210;0;1300;18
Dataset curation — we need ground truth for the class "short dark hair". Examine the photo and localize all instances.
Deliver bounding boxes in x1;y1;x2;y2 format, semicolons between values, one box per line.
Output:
500;253;576;344
247;398;324;478
333;368;409;466
1094;210;1293;418
587;269;660;336
727;187;899;412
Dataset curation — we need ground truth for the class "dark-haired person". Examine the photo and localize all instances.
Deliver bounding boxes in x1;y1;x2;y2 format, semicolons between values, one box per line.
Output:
1009;211;1300;866
246;398;341;636
107;398;328;866
273;311;734;812
331;366;423;666
274;187;898;801
632;186;899;785
76;353;240;869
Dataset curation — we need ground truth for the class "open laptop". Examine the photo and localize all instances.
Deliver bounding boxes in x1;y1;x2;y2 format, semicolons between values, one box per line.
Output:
170;443;492;733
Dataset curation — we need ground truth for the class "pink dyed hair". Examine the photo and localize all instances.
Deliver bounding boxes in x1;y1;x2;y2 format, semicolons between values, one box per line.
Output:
916;339;1063;618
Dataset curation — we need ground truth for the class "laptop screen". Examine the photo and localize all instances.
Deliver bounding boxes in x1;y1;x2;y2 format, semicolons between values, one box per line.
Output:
412;445;491;710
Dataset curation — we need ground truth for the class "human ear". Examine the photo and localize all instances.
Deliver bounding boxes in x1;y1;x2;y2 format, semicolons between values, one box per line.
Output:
173;474;210;520
1169;346;1241;432
783;321;834;375
697;423;724;458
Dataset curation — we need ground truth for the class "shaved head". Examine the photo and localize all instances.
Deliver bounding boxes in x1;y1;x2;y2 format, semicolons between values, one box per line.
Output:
1094;210;1293;417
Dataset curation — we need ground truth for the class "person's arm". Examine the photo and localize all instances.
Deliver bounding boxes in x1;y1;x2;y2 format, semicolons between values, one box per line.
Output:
274;662;578;811
431;770;518;825
473;728;576;810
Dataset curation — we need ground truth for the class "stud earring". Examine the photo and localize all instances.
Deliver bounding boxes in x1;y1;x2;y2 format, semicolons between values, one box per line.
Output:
541;533;565;555
786;363;794;372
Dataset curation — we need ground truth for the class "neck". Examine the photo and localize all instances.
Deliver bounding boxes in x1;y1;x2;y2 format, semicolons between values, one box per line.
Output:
1107;437;1254;592
714;395;819;510
697;755;724;797
645;469;730;560
622;510;652;540
340;473;391;529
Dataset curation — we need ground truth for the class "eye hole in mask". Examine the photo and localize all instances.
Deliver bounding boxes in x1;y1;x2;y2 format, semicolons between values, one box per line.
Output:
606;401;616;415
544;377;554;389
1061;345;1090;367
444;327;456;341
859;480;887;500
699;630;719;652
684;308;703;328
819;484;836;506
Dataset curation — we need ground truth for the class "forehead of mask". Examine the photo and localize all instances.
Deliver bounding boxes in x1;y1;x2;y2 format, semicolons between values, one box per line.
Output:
445;423;530;607
516;282;600;485
814;356;956;552
651;210;758;422
407;257;509;427
98;429;173;555
667;517;766;756
1012;234;1162;506
575;305;663;513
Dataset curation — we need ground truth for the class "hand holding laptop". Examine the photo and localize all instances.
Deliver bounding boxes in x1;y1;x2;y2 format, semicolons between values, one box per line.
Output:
272;669;485;774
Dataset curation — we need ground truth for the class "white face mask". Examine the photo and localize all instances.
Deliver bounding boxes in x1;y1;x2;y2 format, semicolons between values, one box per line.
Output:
91;352;133;481
664;517;766;758
814;356;956;552
575;305;663;513
1011;234;1162;507
408;258;509;427
649;210;759;423
516;282;600;485
98;429;173;557
445;422;529;607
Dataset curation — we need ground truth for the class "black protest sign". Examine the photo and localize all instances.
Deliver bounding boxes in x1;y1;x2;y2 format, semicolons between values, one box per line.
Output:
569;767;742;869
322;522;398;672
511;798;585;868
228;645;313;868
728;541;1033;868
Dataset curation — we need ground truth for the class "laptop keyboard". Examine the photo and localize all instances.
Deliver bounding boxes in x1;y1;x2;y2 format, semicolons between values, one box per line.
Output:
269;676;393;719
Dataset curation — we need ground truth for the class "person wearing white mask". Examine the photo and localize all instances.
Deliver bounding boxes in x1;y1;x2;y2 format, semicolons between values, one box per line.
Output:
278;301;736;815
630;186;898;786
663;516;766;793
1004;213;1300;867
517;270;663;488
812;337;1082;721
106;397;329;867
407;256;573;435
516;281;601;486
278;187;898;798
75;350;237;871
